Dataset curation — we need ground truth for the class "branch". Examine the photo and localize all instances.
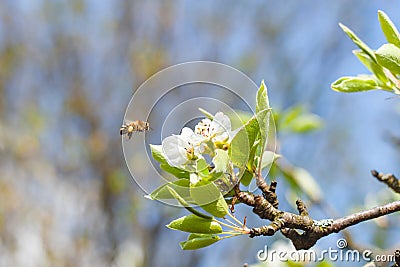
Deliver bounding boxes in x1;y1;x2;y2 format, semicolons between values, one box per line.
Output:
330;201;400;233
318;179;400;261
255;176;279;208
371;169;400;193
235;172;400;250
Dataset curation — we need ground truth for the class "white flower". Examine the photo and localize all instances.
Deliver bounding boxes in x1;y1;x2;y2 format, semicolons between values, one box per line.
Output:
161;112;233;169
195;112;232;143
162;127;203;169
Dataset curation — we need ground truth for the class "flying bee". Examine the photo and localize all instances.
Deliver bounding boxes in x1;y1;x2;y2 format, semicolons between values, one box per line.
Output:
120;120;150;139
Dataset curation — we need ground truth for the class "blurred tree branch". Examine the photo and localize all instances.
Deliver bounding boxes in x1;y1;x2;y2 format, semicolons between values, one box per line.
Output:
371;170;400;194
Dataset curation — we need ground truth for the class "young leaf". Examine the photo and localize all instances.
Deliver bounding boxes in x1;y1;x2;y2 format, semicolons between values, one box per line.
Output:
331;76;381;93
190;182;229;218
180;234;220;250
160;163;190;179
166;214;222;234
145;179;190;200
279;105;304;129
151;144;191;178
279;105;322;133
256;108;272;156
378;10;400;48
166;186;212;219
339;23;377;63
256;80;270;113
240;169;254;186
212;149;229;173
230;106;272;169
196;158;209;178
198;108;214;120
246;139;260;170
353;50;389;85
229;115;258;168
286;114;323;133
227;110;253;130
199;193;229;218
150;144;168;164
375;43;400;75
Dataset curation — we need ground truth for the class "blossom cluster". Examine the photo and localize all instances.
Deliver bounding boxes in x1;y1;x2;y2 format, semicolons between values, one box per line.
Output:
161;112;232;171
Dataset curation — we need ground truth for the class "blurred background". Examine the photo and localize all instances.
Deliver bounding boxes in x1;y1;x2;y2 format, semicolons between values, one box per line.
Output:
0;1;399;266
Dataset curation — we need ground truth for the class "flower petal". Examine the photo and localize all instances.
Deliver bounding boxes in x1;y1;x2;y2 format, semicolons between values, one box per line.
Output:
181;127;195;139
212;112;231;133
162;135;189;167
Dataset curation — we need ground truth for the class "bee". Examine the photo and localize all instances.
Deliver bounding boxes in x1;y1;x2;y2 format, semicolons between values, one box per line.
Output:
120;120;150;139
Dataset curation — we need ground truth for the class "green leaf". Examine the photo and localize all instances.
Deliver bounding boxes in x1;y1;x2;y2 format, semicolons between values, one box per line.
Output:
160;163;190;179
180;234;220;250
227;110;253;130
166;186;212;219
331;76;381;93
229;116;257;168
196;158;209;178
256;108;272;156
212;149;229;173
167;214;222;234
151;144;190;178
198;108;214;120
240;169;254;186
256;80;270;113
378;10;400;48
375;43;400;75
246;139;260;170
200;194;229;218
229;108;271;170
339;23;377;62
287;114;323;133
190;182;229;218
279;106;322;133
353;50;389;85
150;144;167;164
279;105;304;129
146;179;190;200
